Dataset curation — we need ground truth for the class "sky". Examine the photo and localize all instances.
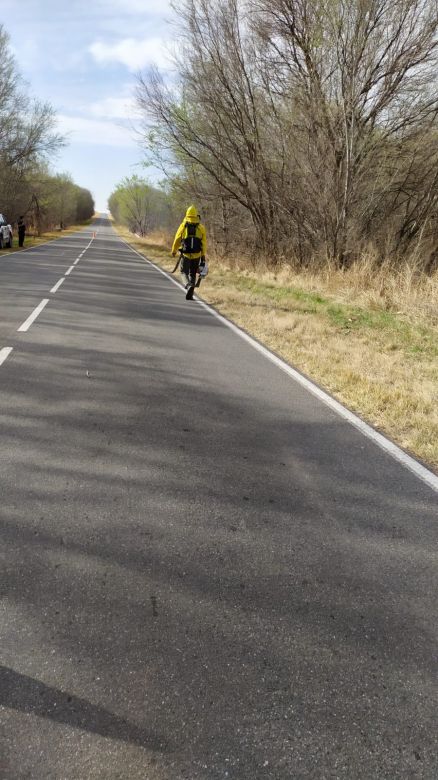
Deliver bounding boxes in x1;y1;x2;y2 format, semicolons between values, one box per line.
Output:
4;0;174;210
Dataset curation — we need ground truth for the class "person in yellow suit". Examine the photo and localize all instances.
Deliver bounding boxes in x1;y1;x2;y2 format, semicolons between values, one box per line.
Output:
172;205;207;300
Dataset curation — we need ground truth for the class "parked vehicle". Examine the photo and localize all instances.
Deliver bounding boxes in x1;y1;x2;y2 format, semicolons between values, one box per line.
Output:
0;214;13;248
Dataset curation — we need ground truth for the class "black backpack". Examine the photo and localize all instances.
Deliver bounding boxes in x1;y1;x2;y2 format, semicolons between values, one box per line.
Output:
181;222;202;254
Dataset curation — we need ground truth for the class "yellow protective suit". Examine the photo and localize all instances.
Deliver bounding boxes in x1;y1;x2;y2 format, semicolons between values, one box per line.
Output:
172;205;207;260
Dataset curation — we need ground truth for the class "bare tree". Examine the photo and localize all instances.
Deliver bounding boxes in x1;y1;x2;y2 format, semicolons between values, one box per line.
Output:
0;24;65;221
137;0;438;269
137;0;291;258
253;0;438;263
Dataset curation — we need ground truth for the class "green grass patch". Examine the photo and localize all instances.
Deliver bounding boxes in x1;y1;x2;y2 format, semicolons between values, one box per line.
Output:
216;273;437;361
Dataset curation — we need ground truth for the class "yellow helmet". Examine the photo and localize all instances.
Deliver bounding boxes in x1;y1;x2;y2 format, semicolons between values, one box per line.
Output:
185;205;198;219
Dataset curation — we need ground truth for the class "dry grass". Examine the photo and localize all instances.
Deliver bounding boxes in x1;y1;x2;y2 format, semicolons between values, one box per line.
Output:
116;225;438;471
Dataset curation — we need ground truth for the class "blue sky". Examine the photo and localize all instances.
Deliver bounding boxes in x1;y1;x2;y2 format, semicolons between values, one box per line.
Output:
4;0;174;210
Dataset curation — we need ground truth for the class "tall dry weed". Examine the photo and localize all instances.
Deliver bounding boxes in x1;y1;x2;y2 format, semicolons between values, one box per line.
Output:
210;247;438;326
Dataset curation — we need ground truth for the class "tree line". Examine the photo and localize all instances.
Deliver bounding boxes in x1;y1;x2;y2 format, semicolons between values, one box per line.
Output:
108;176;177;236
136;0;438;272
0;25;94;234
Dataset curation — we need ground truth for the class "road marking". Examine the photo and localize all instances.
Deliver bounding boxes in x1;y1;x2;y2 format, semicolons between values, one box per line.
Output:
0;347;13;366
65;265;74;276
73;258;80;265
51;277;65;293
17;299;49;332
0;230;96;261
121;237;438;494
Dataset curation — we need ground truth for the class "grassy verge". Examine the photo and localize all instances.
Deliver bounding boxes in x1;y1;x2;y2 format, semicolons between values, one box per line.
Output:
0;218;95;255
116;224;438;471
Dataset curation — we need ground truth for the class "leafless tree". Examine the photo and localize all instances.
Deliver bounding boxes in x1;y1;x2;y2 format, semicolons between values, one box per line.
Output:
0;24;65;221
252;0;438;263
137;0;290;257
137;0;438;269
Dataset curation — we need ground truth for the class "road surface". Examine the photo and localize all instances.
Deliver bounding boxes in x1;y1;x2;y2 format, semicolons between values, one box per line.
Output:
1;217;437;779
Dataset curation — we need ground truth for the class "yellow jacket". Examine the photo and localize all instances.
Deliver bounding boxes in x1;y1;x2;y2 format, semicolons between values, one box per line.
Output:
172;205;207;259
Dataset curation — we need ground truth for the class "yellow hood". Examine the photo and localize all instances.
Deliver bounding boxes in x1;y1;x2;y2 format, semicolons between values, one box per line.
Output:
185;205;199;223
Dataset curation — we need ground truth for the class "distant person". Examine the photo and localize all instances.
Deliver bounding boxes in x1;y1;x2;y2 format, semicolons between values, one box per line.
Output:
172;205;208;300
17;216;26;247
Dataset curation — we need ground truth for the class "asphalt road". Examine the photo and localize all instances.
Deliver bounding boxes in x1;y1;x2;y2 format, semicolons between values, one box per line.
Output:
0;217;437;780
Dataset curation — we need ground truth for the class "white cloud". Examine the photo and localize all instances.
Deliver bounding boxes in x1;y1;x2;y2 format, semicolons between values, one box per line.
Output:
88;96;140;120
89;37;172;72
57;115;136;147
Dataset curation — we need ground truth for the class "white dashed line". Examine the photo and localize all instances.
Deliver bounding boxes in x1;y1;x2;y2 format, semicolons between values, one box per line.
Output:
0;347;13;366
17;299;49;332
73;259;80;265
51;277;65;293
65;266;74;276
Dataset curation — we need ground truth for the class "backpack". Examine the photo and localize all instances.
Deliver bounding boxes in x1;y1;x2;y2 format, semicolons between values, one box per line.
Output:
181;222;202;254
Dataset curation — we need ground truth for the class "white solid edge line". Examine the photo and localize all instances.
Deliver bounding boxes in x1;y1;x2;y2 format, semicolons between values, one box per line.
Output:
119;237;438;493
0;347;13;366
17;299;50;332
51;277;65;293
65;265;74;276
